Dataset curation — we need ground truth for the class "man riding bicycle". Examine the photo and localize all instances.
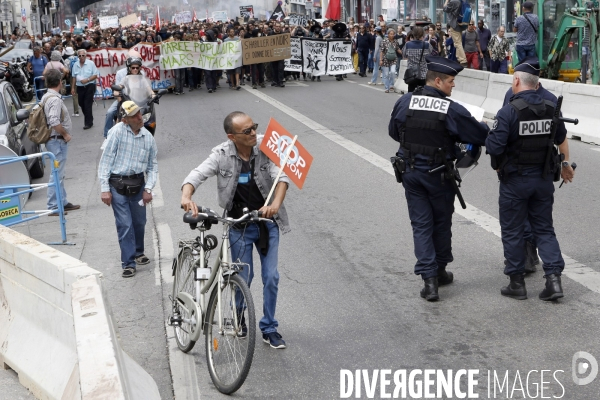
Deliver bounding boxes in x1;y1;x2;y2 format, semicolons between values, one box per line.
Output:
181;111;290;349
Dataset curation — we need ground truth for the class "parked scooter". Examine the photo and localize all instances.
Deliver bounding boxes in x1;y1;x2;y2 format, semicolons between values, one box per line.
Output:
4;59;34;102
111;75;167;135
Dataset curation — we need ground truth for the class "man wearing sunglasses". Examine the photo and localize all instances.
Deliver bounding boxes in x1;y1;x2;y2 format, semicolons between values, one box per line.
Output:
181;111;291;349
71;49;99;130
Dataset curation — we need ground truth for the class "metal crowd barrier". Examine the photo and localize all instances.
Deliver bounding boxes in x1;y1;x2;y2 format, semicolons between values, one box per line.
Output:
0;151;73;245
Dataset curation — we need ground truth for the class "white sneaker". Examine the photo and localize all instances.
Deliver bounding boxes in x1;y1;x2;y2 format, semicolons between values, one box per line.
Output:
367;82;372;85
100;139;107;150
72;113;79;117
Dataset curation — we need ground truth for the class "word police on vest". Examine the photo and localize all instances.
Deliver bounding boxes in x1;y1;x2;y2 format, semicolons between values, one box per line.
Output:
409;96;451;114
519;119;552;135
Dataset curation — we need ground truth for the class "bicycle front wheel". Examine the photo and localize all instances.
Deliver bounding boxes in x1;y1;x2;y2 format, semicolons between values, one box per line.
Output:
172;248;198;353
205;273;256;394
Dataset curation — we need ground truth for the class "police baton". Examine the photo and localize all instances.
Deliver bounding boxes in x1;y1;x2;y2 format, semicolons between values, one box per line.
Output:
559;162;577;188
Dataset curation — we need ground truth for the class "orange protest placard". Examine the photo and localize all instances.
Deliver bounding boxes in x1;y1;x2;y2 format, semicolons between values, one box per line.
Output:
260;118;313;189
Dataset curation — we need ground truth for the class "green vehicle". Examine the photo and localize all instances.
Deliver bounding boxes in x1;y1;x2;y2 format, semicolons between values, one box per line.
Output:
512;0;600;84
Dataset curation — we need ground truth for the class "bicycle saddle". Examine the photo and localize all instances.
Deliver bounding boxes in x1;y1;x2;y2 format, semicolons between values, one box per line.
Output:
183;210;218;224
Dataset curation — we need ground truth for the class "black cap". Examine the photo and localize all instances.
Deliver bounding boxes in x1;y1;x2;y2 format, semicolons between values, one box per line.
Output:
425;55;464;76
514;57;540;76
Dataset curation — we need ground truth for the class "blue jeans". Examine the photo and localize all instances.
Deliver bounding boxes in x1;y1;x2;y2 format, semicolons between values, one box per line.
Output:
46;138;68;210
516;44;536;63
367;50;374;70
370;64;379;84
230;222;280;334
104;100;118;138
109;186;146;269
381;66;395;90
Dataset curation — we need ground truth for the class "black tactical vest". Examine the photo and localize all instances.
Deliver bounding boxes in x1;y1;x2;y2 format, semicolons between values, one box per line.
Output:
402;88;455;164
507;98;556;168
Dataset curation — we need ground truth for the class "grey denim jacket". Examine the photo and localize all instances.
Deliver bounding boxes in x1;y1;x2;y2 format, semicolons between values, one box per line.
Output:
182;136;291;234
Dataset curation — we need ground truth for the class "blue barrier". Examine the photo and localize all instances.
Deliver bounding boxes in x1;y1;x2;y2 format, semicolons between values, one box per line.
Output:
0;151;74;245
33;76;46;103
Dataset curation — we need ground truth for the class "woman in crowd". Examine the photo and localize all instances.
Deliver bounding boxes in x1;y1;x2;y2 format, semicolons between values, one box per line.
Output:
403;26;432;92
379;28;402;93
369;27;384;85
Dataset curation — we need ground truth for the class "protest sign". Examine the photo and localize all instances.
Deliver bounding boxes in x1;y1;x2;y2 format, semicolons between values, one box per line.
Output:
326;40;354;75
212;11;228;22
119;13;138;27
301;38;327;76
99;15;119;29
242;33;291;65
239;5;254;21
159;40;242;70
260;118;313;190
174;11;192;24
287;14;307;26
284;37;302;72
88;43;174;98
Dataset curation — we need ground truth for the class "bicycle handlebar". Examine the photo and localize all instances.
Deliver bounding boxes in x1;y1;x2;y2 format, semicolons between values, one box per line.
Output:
182;206;273;227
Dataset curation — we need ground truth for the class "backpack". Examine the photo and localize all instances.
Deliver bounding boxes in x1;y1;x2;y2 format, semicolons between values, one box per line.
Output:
385;42;397;61
27;94;63;145
456;0;472;31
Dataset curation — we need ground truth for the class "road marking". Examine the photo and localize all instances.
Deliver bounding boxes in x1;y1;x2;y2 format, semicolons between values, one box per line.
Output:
242;86;600;295
591;147;600;152
359;83;386;92
345;80;357;83
152;173;164;208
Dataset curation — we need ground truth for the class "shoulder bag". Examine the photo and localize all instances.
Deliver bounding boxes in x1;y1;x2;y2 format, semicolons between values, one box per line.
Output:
404;43;426;85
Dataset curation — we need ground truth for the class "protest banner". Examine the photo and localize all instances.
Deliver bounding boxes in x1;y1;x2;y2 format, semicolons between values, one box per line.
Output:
119;13;138;27
87;43;174;98
260;118;313;191
174;11;192;24
326;40;354;75
212;11;228;22
159;40;242;70
301;38;327;76
242;33;291;65
99;15;119;29
287;14;307;26
284;37;302;72
239;5;254;21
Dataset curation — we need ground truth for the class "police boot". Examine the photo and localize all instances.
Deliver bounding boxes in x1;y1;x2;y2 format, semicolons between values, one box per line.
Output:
524;241;540;274
437;269;454;286
420;277;439;301
500;274;527;300
539;274;564;301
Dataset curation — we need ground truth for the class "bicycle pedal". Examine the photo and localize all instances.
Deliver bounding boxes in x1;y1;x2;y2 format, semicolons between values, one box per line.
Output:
168;314;183;327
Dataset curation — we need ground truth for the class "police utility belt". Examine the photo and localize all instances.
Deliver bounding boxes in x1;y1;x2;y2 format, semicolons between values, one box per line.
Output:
109;173;145;196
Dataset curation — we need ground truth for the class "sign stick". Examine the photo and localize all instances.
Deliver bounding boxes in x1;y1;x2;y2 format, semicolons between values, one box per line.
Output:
264;135;297;207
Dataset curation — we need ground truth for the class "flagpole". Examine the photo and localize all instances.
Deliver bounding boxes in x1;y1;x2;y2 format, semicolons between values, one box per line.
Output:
264;136;298;207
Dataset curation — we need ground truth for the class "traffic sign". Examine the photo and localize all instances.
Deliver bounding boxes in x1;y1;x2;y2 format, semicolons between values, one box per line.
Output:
65;19;71;26
0;12;11;23
21;8;26;23
0;2;10;13
41;14;50;24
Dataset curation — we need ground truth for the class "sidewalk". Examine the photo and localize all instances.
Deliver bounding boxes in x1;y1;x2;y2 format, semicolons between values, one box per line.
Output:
7;99;173;399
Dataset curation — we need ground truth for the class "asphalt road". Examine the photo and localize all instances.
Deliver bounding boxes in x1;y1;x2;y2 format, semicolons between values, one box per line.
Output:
4;74;600;400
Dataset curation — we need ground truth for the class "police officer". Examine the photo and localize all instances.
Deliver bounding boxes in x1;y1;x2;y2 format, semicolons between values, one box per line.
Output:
500;58;576;274
388;56;489;301
486;59;572;301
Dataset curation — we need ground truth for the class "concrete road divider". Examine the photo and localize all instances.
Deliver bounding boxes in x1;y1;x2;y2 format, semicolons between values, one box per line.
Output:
0;225;160;400
480;72;513;118
451;68;490;108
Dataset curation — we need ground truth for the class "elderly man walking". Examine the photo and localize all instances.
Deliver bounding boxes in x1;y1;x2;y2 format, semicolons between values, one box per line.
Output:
42;69;80;216
71;49;98;130
98;101;158;278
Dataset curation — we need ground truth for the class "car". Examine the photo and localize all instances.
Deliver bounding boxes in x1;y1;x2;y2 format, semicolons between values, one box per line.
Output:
0;80;43;181
0;48;32;63
14;39;35;49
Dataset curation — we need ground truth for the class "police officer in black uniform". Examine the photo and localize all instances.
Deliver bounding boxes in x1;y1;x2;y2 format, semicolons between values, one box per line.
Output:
388;56;489;301
486;59;572;301
500;59;576;274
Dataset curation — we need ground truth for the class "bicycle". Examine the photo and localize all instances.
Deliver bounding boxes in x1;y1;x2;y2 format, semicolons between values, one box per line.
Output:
168;206;272;394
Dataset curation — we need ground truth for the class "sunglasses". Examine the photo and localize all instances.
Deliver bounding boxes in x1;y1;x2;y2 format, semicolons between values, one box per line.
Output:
78;55;86;57
130;66;140;70
236;123;258;135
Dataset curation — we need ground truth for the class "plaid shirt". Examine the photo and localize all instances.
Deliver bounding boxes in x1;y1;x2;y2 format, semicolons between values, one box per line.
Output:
98;122;158;192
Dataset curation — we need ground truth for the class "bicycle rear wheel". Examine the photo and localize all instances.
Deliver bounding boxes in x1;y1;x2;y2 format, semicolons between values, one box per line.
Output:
172;248;198;353
205;273;256;394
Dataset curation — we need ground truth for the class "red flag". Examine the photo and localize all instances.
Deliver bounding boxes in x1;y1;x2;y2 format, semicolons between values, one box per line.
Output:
325;0;341;20
192;8;197;22
87;10;92;28
155;5;160;31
